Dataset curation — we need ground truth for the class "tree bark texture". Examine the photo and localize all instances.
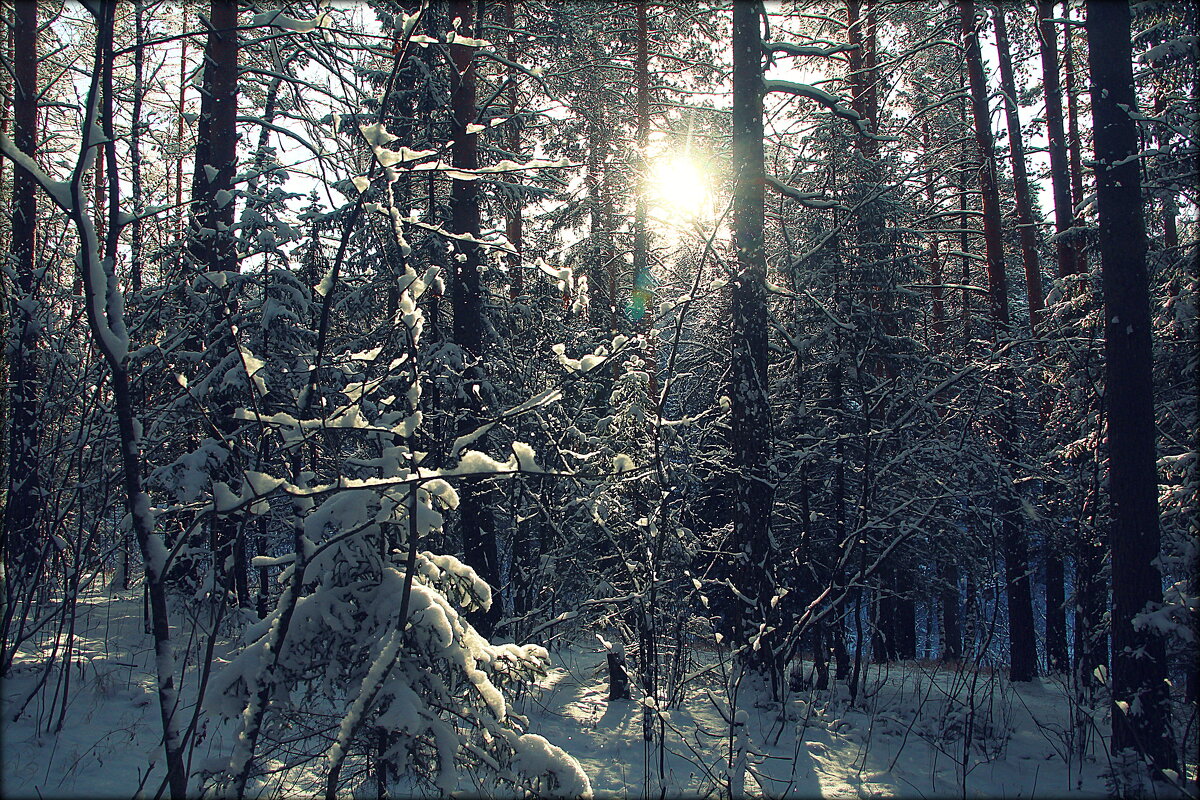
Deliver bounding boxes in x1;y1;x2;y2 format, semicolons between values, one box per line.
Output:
961;0;1036;683
995;4;1069;675
3;0;41;578
449;0;501;637
129;0;145;295
1037;0;1079;281
189;0;242;601
1086;0;1177;779
993;6;1044;338
941;563;962;661
585;106;615;333
1062;6;1088;276
630;0;652;330
504;1;523;299
731;0;776;677
190;0;237;271
921;120;947;347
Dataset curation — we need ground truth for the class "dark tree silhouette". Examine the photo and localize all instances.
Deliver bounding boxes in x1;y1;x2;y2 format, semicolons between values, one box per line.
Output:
1087;0;1178;783
730;0;776;678
450;0;502;637
961;0;1036;683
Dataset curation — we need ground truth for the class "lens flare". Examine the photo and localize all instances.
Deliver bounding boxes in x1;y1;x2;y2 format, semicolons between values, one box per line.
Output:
648;155;711;222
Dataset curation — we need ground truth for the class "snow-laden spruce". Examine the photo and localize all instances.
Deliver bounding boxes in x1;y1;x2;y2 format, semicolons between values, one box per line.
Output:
200;262;590;799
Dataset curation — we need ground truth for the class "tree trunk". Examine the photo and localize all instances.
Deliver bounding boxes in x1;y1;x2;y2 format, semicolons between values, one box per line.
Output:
504;1;523;299
93;142;106;260
1035;0;1074;677
629;0;657;403
176;32;188;240
188;0;241;602
1036;0;1078;281
3;0;41;586
449;0;501;637
922;128;959;663
872;586;892;663
961;1;1011;332
1072;445;1108;699
961;0;1037;683
129;0;144;295
1043;549;1068;672
630;0;651;331
189;0;238;271
86;8;190;794
921;119;947;347
993;6;1044;339
1062;5;1088;276
1086;0;1178;780
897;592;916;661
585;106;615;333
730;0;776;679
941;563;962;661
964;570;977;660
995;5;1070;675
957;75;973;345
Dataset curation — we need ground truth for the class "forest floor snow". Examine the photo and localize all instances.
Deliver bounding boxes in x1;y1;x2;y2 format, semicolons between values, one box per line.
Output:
519;648;1112;798
3;584;1121;798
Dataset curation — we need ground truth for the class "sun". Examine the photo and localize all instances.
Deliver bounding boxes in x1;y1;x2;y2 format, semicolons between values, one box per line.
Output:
647;155;712;222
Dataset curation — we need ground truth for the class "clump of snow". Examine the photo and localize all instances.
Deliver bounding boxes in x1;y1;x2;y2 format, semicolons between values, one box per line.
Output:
511;441;543;472
508;732;594;799
251;10;329;33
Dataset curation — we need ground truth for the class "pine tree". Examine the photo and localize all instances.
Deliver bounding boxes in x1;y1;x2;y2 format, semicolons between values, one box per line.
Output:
1087;0;1178;784
960;0;1037;683
2;0;42;612
730;0;777;681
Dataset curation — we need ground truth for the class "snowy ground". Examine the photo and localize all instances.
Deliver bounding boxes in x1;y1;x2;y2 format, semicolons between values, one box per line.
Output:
0;584;1152;798
519;648;1113;799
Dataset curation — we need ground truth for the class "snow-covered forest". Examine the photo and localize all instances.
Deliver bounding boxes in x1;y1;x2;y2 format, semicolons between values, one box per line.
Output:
0;0;1196;797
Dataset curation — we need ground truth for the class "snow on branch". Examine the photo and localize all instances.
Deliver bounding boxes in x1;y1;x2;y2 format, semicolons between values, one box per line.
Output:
763;40;857;58
0;100;129;363
764;79;899;142
249;10;329;34
0;133;73;210
764;175;845;209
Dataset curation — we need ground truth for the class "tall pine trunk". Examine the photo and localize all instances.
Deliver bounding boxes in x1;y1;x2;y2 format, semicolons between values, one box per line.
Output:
1037;0;1078;281
961;0;1036;683
1033;0;1072;675
631;0;650;325
921;120;947;347
994;5;1069;676
1062;6;1088;276
630;0;655;363
585;105;615;334
188;0;242;603
993;7;1044;339
449;0;501;637
1059;2;1107;697
1086;0;1178;781
504;1;523;299
730;0;776;681
920;119;961;662
175;33;188;241
3;0;41;597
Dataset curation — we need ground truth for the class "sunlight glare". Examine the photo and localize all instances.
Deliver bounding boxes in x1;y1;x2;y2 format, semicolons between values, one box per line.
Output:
648;155;711;222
